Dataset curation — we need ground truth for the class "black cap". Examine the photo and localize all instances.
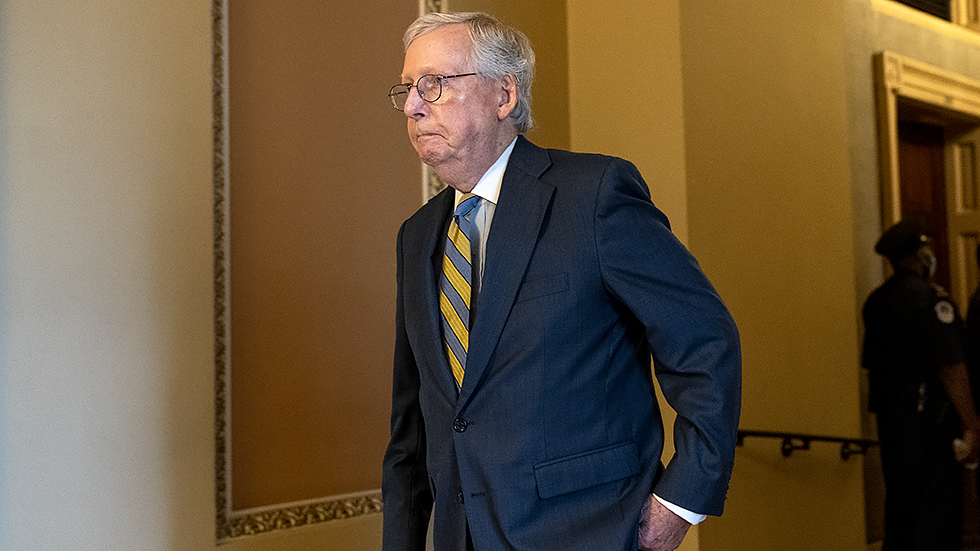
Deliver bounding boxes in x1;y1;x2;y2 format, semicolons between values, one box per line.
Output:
875;218;928;261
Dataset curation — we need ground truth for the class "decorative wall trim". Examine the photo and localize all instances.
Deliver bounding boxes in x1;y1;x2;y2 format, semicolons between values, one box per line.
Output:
212;0;445;543
423;164;447;202
873;0;980;47
221;492;384;540
421;0;449;19
420;0;450;202
873;50;980;308
211;0;233;538
873;50;980;228
952;0;980;32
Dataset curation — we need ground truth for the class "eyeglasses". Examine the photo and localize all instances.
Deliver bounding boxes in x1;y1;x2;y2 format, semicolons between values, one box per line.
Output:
388;73;477;111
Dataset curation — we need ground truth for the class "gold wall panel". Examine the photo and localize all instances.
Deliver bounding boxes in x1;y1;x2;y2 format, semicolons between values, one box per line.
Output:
214;0;428;541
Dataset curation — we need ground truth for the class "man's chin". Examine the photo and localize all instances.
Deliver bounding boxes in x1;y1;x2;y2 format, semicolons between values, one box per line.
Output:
414;147;446;168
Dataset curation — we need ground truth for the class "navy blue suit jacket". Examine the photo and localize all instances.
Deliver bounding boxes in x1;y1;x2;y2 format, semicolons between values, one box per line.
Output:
383;137;741;551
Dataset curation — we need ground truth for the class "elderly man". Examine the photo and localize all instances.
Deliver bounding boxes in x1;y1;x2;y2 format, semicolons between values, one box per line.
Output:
382;12;741;551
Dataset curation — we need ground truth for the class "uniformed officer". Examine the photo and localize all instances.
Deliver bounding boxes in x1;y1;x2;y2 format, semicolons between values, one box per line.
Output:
966;243;980;535
863;218;980;551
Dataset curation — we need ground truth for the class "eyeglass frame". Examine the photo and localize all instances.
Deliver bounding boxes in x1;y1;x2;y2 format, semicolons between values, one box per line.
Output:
388;73;478;111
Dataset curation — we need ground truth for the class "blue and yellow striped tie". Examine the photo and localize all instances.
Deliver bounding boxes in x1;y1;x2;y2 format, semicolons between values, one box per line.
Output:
440;194;481;389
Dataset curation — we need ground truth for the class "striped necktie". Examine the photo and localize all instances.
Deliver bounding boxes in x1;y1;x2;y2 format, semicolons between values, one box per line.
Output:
440;194;481;389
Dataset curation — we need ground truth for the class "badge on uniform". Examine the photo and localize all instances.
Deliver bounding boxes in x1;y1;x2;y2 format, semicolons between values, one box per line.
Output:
935;300;955;324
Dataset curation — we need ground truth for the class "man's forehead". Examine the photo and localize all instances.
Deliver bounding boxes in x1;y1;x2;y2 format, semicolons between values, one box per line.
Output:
401;26;471;77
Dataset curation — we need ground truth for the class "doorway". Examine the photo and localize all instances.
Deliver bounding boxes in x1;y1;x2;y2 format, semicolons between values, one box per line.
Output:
874;50;980;548
875;52;980;308
895;101;980;304
897;117;951;290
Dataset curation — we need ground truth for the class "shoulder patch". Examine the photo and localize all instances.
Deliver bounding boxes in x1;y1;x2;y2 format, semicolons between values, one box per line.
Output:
935;300;955;324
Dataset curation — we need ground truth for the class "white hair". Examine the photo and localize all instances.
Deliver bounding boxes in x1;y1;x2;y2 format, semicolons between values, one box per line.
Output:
404;12;535;134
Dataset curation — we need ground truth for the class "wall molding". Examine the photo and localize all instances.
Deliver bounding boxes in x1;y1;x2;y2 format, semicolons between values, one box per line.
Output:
873;0;980;47
873;50;980;227
873;50;980;308
210;0;448;542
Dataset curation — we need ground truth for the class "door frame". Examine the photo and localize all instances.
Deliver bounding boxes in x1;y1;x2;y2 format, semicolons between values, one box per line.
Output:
874;50;980;307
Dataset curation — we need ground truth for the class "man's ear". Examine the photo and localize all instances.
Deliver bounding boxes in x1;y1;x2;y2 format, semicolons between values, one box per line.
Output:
496;73;518;121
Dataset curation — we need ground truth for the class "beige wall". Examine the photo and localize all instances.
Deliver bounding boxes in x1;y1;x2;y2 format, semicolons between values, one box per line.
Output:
0;0;216;549
6;1;980;550
453;0;570;151
568;0;689;242
682;1;866;549
0;0;859;549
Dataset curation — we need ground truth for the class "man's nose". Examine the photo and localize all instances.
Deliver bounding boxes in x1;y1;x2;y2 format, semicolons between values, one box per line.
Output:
403;88;426;118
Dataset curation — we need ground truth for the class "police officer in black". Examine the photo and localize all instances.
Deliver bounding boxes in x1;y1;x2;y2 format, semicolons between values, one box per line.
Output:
967;244;980;534
863;218;980;551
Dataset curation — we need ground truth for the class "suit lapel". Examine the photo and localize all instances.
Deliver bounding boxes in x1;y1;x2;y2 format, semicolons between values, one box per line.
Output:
459;137;554;405
403;187;459;396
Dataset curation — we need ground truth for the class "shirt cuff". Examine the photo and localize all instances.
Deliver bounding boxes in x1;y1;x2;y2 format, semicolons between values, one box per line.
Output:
654;494;707;525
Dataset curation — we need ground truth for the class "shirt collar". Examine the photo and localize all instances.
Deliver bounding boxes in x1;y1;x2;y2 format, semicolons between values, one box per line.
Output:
454;137;518;207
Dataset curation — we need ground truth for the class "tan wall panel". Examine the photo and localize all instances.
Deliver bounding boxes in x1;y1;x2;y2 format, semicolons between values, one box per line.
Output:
566;0;689;242
228;1;420;509
451;0;570;150
680;1;865;549
0;0;218;548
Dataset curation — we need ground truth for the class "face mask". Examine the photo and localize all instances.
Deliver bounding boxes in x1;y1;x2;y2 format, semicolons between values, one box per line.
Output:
922;248;937;278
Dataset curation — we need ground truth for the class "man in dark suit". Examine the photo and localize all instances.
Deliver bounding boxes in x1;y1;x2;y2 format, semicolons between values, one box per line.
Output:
382;12;741;551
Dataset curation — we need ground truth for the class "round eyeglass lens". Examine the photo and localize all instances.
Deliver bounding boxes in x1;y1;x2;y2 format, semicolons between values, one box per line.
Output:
417;75;442;102
389;85;410;110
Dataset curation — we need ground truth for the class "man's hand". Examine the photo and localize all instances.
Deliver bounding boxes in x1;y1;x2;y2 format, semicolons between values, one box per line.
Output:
638;494;692;551
955;423;980;467
939;362;980;466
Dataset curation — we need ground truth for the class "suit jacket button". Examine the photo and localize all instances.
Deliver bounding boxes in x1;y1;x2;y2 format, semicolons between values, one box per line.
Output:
456;490;464;503
453;418;467;432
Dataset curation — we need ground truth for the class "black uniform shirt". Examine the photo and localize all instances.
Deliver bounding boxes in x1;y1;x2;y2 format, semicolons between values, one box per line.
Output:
862;268;964;412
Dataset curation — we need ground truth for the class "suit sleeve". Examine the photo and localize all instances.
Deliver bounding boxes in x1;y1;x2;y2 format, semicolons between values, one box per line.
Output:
594;158;742;517
381;223;433;551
